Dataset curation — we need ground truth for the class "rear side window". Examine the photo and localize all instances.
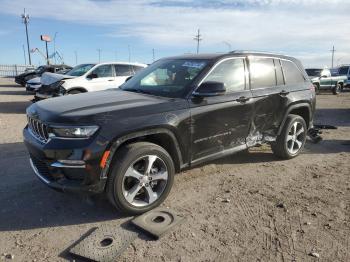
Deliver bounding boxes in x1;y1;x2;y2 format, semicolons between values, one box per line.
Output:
274;59;284;85
204;58;245;92
115;65;133;76
249;57;276;89
282;60;305;84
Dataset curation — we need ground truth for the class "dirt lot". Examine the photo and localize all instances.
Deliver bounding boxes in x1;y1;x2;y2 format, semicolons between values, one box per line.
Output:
0;77;349;262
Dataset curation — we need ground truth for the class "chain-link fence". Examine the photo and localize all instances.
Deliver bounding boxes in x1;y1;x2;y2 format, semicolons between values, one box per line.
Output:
0;64;35;77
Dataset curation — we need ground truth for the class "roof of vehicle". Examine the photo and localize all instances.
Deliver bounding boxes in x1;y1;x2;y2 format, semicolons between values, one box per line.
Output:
90;62;147;67
164;51;300;62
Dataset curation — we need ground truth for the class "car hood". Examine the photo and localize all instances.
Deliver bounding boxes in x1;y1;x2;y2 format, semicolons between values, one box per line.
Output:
41;72;76;85
28;89;185;124
27;76;41;84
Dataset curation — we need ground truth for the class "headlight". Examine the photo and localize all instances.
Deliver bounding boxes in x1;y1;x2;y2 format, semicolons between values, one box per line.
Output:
49;126;99;138
50;80;65;89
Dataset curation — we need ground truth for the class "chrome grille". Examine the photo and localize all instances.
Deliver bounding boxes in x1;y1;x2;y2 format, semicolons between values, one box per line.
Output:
27;116;49;143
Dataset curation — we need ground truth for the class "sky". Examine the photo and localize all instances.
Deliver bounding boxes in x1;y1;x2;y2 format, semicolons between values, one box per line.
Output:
0;0;349;68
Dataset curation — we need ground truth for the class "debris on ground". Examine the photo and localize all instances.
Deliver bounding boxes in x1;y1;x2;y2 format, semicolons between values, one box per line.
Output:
131;208;185;239
309;252;320;258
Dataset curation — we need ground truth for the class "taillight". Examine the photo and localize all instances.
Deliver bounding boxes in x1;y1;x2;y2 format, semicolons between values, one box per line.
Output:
309;84;315;92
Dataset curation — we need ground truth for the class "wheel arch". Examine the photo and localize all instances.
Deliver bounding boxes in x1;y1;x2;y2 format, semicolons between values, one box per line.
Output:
101;128;185;179
277;103;312;135
66;87;88;93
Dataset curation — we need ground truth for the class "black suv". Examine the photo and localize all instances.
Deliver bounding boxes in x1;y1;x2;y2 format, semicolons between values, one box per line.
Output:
23;52;316;214
15;64;72;87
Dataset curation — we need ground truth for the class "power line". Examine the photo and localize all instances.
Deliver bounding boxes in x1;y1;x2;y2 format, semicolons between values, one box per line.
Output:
21;8;31;65
193;29;202;54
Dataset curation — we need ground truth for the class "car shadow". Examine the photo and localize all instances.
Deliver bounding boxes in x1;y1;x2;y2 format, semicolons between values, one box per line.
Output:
0;101;31;114
0;142;126;232
0;90;32;95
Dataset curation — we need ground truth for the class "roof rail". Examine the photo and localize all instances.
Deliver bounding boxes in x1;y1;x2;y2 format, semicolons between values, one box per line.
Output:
230;50;282;55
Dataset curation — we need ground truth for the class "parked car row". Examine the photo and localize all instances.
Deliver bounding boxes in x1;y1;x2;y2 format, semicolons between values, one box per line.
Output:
15;64;72;87
24;51;317;214
305;65;349;95
34;62;147;101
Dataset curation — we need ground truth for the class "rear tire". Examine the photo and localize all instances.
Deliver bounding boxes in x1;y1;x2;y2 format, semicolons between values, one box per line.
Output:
271;114;307;159
106;142;175;215
314;83;320;95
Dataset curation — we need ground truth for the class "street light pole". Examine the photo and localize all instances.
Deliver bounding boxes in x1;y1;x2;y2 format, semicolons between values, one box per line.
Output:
21;8;31;65
53;32;58;64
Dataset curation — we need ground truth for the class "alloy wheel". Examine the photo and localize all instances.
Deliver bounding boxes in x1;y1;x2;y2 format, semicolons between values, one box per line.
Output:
122;155;168;207
286;121;305;155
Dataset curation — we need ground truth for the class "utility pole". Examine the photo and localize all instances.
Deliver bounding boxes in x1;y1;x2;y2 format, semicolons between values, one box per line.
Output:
22;44;27;65
152;48;155;62
193;29;202;54
330;45;336;68
21;8;31;65
74;50;78;65
97;48;101;63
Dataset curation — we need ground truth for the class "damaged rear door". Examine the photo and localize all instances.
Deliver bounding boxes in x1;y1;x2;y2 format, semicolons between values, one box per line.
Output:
247;57;286;144
189;57;254;163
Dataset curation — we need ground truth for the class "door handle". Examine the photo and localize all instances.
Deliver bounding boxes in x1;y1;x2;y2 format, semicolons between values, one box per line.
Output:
236;96;250;103
108;79;114;81
279;90;289;96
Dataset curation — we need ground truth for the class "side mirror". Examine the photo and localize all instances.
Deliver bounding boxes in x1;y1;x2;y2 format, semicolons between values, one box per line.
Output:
87;73;98;79
193;81;226;97
125;76;133;82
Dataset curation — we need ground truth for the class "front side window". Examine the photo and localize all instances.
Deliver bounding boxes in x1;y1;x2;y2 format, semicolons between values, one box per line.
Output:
203;58;245;92
115;65;133;76
249;57;276;89
120;59;208;98
91;65;113;78
282;60;305;84
133;66;145;73
66;64;95;77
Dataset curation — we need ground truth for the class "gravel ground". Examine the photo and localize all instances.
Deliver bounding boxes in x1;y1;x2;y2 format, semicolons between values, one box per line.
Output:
0;77;349;262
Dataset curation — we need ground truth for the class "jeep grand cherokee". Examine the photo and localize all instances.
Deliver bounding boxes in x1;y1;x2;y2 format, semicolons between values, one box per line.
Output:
23;51;316;214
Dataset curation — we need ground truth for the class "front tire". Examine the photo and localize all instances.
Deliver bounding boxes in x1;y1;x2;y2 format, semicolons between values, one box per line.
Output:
106;142;175;215
271;114;307;159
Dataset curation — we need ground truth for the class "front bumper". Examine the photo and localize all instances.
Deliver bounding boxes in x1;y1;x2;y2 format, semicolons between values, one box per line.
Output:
24;126;109;194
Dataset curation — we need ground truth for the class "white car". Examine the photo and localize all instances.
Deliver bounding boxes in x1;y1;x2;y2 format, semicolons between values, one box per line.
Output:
35;62;147;99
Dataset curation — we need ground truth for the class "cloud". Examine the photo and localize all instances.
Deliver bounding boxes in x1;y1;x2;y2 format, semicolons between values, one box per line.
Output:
0;0;349;66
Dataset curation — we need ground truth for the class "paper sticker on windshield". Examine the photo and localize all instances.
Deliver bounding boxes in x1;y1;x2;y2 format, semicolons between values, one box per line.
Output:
182;61;205;69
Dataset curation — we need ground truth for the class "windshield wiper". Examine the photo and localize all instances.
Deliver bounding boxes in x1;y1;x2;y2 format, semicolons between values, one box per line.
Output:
123;88;152;95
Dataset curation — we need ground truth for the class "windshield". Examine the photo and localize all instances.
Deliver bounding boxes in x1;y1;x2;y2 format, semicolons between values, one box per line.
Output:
305;69;322;77
34;66;46;74
66;64;95;77
120;59;208;98
338;66;349;75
